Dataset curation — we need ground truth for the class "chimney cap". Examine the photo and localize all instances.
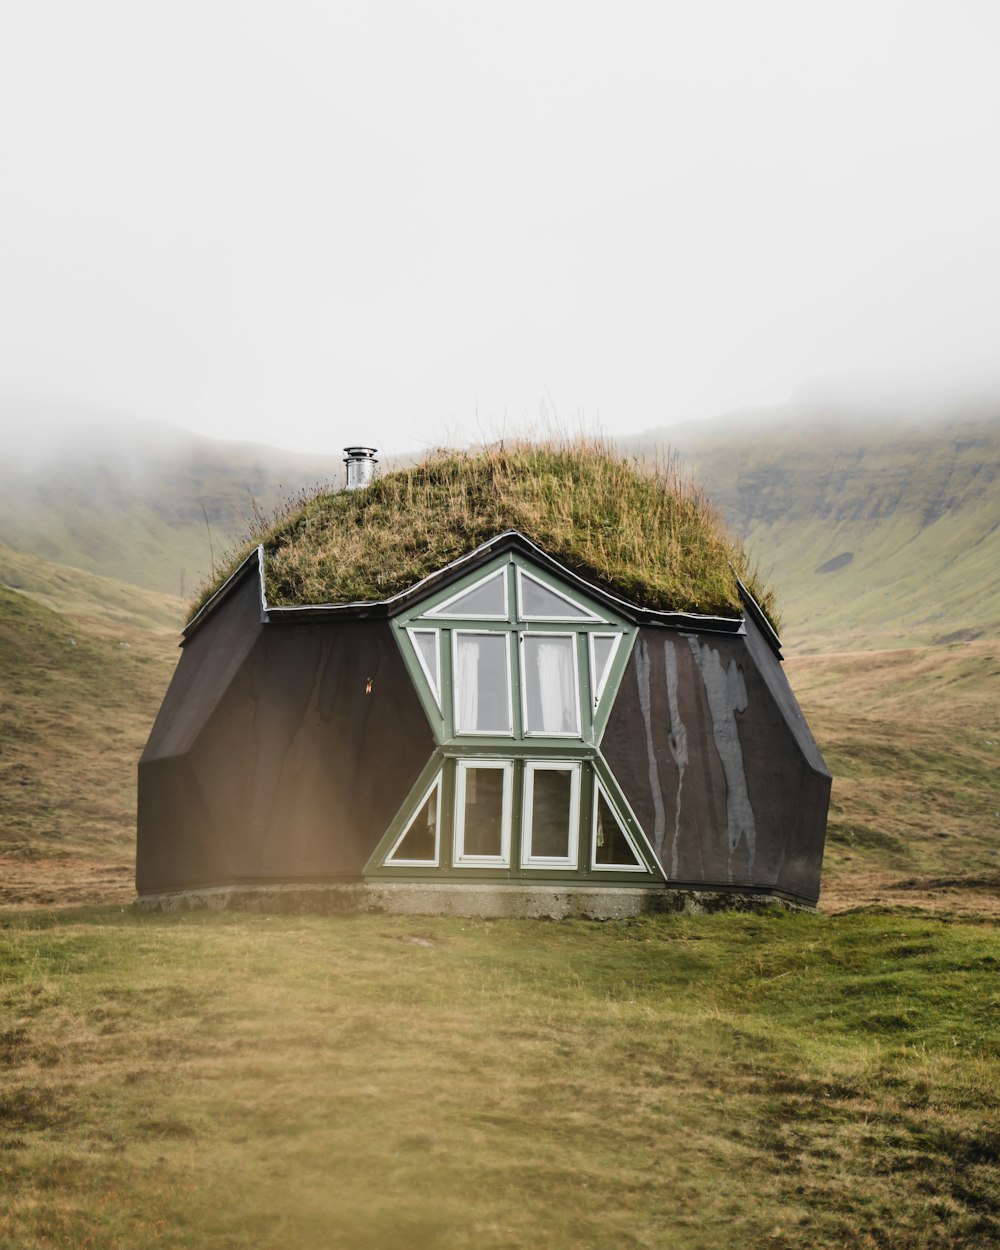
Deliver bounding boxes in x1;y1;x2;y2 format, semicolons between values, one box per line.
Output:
343;446;379;492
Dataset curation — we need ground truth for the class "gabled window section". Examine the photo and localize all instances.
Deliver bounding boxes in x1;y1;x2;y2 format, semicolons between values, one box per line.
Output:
394;554;635;746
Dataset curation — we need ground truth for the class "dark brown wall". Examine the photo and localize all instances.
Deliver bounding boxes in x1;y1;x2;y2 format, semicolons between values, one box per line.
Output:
601;622;830;903
138;591;433;893
139;576;829;902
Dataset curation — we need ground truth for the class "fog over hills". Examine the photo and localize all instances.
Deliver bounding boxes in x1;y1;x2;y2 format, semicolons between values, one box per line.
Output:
0;394;347;601
643;387;1000;649
2;388;998;648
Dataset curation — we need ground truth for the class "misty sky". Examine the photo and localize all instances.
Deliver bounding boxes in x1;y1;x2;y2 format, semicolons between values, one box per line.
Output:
1;1;998;456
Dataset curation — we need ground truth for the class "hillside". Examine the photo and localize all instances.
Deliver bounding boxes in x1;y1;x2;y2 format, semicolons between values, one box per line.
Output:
0;577;178;905
0;541;183;632
4;392;999;652
0;394;346;599
638;394;1000;651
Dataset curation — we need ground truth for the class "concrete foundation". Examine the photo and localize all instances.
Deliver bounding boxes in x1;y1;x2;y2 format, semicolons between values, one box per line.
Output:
134;881;812;919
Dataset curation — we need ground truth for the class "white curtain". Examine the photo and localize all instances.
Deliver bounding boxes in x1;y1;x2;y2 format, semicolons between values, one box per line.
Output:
534;637;574;733
456;636;480;731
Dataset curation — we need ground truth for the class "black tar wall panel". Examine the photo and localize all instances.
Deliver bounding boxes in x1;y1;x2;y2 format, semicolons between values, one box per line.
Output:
138;581;433;893
601;621;830;904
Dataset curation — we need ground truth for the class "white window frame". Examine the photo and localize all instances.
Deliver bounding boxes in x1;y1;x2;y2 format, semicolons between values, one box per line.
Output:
384;774;442;867
453;759;513;867
425;567;509;620
588;631;624;711
452;629;514;737
406;627;442;712
520;760;581;870
519;631;582;738
590;779;648;872
516;567;604;623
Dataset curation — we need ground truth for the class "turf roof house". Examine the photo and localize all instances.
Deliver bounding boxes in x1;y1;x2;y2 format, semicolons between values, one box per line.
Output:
138;446;831;915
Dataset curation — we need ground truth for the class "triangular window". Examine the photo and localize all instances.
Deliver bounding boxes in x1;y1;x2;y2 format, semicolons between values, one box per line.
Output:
426;569;507;619
385;777;441;866
589;633;623;710
517;569;602;622
407;628;442;711
592;782;645;871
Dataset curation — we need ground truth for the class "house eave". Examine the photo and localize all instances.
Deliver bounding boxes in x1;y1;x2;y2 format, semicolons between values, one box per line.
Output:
182;531;774;646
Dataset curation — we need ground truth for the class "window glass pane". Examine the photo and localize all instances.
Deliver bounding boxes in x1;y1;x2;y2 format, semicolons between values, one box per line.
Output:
429;570;506;618
388;788;438;863
591;635;617;701
523;635;579;735
411;630;440;700
594;789;641;867
455;633;511;733
461;767;506;857
520;571;593;619
528;768;574;859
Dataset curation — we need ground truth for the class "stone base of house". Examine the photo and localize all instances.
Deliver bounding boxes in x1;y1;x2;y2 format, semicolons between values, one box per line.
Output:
134;881;813;919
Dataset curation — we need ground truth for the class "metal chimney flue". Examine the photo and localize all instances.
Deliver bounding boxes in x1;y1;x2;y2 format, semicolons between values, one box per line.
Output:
343;446;378;491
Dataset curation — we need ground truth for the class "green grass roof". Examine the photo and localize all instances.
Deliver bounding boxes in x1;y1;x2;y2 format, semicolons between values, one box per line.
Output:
196;440;779;628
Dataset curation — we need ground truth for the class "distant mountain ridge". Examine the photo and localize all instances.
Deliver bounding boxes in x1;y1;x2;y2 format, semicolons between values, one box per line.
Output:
2;391;998;648
632;396;1000;649
0;395;347;600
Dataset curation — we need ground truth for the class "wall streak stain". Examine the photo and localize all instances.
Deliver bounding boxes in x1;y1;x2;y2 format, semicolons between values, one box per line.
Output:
685;636;756;879
663;640;689;879
634;638;666;857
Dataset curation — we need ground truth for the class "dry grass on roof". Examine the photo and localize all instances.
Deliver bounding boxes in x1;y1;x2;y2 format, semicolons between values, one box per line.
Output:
196;439;779;627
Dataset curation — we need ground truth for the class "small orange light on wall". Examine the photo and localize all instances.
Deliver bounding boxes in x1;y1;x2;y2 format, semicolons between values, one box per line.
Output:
365;677;373;695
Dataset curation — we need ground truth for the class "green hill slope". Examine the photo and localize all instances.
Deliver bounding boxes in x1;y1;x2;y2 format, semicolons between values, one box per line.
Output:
0;396;346;599
5;391;999;651
0;542;183;632
637;396;1000;650
0;582;177;903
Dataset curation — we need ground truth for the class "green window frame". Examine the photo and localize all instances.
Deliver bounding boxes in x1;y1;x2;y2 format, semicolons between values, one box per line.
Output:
393;553;634;748
453;759;514;866
520;760;581;869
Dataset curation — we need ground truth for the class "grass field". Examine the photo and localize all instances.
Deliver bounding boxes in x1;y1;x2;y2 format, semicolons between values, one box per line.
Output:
650;403;1000;650
0;582;176;906
1;908;998;1250
2;544;998;1248
786;639;1000;914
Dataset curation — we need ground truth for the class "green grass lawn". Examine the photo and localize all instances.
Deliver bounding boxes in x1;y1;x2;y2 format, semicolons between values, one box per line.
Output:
2;909;998;1250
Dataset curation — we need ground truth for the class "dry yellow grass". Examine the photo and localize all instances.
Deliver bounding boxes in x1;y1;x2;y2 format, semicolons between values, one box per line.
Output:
195;438;779;626
1;910;997;1249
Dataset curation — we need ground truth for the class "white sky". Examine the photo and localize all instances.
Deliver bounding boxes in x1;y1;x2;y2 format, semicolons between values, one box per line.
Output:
1;0;998;456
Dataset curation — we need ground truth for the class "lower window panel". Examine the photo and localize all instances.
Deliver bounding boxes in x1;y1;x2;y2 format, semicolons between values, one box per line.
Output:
521;762;580;867
454;761;512;865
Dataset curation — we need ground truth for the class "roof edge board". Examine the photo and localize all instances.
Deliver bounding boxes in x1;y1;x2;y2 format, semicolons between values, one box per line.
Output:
736;574;783;658
181;547;265;641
